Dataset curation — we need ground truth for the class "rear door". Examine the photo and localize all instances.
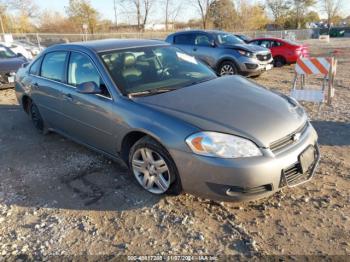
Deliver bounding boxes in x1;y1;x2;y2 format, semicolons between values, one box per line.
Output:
58;51;116;154
172;33;195;54
30;51;69;129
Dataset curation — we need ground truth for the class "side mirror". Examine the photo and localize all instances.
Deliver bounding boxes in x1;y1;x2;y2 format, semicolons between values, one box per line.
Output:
17;53;24;57
210;40;216;47
76;81;101;94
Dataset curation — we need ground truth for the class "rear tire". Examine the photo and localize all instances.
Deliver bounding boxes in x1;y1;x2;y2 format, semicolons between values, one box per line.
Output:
128;136;182;195
29;101;44;132
218;61;238;76
274;56;286;67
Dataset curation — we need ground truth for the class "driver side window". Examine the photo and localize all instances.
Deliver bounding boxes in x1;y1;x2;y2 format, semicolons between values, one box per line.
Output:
68;52;111;98
194;34;211;47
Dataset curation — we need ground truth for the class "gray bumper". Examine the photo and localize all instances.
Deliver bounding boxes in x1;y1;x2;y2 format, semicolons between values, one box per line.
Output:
237;56;274;76
170;124;319;202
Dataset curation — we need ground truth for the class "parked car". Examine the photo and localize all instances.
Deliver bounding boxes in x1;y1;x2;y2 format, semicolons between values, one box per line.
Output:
15;39;320;201
165;30;273;77
249;37;309;67
0;41;33;60
0;44;27;89
234;34;252;43
15;40;44;56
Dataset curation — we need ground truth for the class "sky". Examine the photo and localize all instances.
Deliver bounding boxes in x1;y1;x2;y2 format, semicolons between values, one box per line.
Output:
28;0;350;24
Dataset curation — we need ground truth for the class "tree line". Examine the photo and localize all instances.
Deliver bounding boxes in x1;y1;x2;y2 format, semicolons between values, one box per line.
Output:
0;0;346;34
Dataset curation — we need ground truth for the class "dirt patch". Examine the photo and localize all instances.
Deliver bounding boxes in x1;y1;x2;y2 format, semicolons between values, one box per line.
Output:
0;38;349;259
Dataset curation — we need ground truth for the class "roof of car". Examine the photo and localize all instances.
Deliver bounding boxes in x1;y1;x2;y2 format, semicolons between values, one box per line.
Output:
171;30;228;35
48;39;169;53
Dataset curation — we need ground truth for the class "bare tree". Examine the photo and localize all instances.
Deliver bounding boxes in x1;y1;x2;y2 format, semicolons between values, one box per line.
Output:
194;0;215;29
163;0;182;31
322;0;343;29
124;0;154;31
8;0;38;17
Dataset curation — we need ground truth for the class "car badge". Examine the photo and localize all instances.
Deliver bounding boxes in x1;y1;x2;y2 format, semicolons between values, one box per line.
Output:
293;133;301;142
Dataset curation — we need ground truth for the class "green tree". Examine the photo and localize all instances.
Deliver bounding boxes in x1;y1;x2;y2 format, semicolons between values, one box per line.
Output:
65;0;100;34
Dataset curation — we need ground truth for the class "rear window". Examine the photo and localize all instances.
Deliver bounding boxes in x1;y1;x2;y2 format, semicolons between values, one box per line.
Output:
41;52;68;82
29;57;43;75
174;34;194;45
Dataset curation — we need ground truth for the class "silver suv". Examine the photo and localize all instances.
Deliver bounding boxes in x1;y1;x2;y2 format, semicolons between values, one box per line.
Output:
166;30;273;77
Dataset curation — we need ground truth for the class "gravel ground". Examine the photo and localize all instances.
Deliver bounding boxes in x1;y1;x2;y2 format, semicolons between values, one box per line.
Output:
0;38;349;260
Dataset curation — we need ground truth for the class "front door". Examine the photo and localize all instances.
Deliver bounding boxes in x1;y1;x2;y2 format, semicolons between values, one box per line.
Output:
59;51;115;154
192;33;217;68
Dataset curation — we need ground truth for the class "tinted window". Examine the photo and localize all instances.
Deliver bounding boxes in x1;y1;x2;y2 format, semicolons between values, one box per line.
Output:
68;52;101;86
174;34;194;45
100;46;216;95
68;52;110;98
194;34;211;46
260;40;272;48
272;41;282;47
41;52;68;82
29;57;42;75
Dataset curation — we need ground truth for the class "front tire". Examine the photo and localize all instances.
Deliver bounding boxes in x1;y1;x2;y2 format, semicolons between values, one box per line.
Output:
128;136;182;195
218;61;238;76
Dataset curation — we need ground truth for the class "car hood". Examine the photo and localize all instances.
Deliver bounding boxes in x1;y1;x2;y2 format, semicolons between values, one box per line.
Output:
135;76;307;148
0;57;27;72
222;43;269;53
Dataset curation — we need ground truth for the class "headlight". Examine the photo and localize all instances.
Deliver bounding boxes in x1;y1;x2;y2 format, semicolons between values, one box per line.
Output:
185;132;262;158
237;49;254;58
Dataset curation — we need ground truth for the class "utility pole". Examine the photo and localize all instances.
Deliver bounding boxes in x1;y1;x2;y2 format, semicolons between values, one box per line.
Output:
0;15;5;35
113;0;118;27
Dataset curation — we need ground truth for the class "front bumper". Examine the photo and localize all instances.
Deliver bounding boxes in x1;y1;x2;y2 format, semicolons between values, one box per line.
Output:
237;56;274;76
170;123;319;202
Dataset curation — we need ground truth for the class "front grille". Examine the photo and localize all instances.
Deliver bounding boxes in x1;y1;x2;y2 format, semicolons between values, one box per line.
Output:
270;122;309;153
257;53;272;61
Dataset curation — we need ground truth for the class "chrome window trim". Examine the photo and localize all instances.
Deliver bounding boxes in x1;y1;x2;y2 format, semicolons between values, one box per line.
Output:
29;50;114;101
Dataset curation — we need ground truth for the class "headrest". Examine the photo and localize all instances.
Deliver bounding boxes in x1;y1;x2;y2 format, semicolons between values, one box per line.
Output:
124;53;136;67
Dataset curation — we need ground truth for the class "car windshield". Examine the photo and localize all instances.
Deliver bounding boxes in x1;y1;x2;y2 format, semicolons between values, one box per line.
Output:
100;45;217;95
216;33;245;45
0;46;17;59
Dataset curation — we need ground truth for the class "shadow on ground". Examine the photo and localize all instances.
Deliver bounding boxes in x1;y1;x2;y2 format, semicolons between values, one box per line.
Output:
0;105;162;212
312;120;350;146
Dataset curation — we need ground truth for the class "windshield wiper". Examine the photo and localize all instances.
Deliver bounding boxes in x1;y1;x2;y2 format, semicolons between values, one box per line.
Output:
185;77;216;87
128;87;177;98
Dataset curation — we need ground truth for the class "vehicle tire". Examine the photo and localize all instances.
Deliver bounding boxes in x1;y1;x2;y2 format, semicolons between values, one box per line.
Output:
29;101;44;132
274;56;286;67
128;136;182;195
218;61;238;76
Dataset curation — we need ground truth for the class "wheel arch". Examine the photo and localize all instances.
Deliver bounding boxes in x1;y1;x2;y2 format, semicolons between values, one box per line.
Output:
119;129;170;166
216;57;240;73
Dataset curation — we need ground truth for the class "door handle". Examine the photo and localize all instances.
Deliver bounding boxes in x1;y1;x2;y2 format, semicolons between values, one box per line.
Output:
193;47;197;51
64;93;73;102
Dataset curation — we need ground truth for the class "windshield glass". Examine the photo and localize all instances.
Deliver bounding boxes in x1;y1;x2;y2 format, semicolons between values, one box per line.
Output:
100;46;216;95
216;33;245;45
0;45;17;59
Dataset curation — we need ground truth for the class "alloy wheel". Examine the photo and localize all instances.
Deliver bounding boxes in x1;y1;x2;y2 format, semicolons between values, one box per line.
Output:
131;147;171;194
220;64;236;76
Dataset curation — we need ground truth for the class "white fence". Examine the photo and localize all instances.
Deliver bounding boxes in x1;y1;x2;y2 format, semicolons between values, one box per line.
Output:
10;29;319;48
